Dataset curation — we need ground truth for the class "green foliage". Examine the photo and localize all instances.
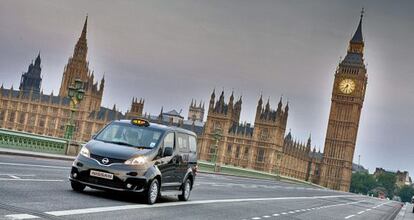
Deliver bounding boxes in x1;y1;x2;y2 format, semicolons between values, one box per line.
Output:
376;173;397;197
397;185;414;203
350;172;377;194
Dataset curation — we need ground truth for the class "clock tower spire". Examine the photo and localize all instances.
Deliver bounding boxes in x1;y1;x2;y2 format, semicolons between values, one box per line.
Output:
319;10;368;191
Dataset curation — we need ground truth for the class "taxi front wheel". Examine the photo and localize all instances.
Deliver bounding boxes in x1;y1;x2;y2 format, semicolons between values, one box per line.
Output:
71;181;86;192
147;179;159;205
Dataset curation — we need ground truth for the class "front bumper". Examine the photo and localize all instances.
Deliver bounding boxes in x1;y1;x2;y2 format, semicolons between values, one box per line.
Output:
69;155;149;192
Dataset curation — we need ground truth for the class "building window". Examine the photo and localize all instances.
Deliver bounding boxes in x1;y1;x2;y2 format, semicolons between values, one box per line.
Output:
39;116;46;127
257;148;265;162
48;118;56;129
235;146;240;158
0;110;4;121
243;147;249;159
19;113;26;124
227;144;232;154
8;112;15;122
29;114;36;125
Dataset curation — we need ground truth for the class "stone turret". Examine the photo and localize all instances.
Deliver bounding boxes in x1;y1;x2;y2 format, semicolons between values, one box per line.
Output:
19;53;42;93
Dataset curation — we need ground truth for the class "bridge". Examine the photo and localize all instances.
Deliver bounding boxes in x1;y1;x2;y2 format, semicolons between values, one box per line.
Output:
0;129;403;220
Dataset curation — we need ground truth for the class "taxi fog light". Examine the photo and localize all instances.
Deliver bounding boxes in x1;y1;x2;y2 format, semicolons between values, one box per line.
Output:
73;172;78;178
79;146;90;158
125;156;147;165
126;183;132;189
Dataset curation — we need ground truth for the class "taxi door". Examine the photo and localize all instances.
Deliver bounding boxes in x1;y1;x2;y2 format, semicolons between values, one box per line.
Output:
175;133;190;182
156;132;177;187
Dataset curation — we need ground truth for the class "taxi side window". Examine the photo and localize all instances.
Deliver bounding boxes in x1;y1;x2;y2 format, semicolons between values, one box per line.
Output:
189;135;197;153
177;133;189;153
163;133;175;150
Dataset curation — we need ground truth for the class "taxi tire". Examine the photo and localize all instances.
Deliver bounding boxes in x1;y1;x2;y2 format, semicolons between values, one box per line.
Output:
146;179;159;205
178;178;191;201
71;181;86;192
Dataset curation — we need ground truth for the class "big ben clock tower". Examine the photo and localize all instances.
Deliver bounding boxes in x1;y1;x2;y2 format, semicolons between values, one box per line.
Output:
319;10;368;191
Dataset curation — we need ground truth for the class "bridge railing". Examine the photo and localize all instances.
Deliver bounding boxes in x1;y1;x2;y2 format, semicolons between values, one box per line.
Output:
0;128;68;155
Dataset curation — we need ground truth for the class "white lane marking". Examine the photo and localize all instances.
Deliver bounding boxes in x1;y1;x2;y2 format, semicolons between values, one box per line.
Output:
251;217;261;220
345;214;355;219
0;178;63;182
262;216;270;218
272;214;280;216
8;175;21;179
0;162;69;169
0;174;35;176
366;209;371;211
357;211;365;214
242;200;368;220
5;214;40;219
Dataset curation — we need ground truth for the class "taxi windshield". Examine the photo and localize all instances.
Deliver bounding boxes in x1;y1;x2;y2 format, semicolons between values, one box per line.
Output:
95;122;164;149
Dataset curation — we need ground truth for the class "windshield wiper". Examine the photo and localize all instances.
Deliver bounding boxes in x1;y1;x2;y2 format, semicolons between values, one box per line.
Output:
106;141;135;147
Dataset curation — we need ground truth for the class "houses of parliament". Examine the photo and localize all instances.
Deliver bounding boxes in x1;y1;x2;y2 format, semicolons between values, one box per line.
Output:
0;13;367;192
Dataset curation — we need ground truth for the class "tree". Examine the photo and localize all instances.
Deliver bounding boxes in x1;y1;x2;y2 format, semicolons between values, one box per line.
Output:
397;185;414;203
376;172;397;198
350;172;377;194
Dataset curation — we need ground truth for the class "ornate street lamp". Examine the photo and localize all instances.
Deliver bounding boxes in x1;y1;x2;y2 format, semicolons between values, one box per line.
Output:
211;128;222;172
64;79;85;141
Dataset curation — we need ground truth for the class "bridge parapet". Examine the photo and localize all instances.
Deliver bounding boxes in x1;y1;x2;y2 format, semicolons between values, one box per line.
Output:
0;128;68;155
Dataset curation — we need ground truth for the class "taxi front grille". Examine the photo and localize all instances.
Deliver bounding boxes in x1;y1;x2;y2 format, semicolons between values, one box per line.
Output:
90;154;125;165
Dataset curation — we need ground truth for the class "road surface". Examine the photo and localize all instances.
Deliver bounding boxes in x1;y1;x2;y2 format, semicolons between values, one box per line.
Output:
0;154;401;220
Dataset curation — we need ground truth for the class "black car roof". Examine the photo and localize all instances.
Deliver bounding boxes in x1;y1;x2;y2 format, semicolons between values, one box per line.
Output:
114;119;197;137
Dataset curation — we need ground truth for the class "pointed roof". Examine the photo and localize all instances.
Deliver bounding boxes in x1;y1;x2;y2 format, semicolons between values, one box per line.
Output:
35;52;41;65
81;15;88;40
350;9;364;43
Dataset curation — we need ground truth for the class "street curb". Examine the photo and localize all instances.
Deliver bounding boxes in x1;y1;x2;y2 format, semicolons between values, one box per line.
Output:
0;148;76;161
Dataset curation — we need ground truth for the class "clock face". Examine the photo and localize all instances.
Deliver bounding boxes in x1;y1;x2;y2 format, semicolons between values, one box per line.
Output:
339;79;356;94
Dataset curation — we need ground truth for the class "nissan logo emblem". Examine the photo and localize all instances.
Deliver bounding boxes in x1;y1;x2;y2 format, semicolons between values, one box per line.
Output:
101;158;109;164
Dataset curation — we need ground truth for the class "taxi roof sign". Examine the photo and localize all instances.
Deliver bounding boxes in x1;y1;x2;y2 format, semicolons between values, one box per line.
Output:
131;118;150;127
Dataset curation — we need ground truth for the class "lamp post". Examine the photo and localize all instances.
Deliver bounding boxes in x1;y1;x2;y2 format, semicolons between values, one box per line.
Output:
211;128;222;172
64;79;85;141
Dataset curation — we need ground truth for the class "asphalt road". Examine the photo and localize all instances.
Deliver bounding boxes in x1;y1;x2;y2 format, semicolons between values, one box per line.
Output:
0;154;402;220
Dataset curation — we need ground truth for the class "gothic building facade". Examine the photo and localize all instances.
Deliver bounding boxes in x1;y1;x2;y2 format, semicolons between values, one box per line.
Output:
197;91;322;180
0;16;142;142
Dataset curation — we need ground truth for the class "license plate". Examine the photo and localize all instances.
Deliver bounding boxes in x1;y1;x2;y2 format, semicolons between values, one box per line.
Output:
90;170;113;180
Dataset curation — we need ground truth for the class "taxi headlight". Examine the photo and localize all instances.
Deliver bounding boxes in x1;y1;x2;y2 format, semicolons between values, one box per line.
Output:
125;156;147;165
79;146;90;158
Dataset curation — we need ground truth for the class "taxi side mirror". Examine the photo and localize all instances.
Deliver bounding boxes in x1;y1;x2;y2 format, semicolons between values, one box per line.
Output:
163;147;173;157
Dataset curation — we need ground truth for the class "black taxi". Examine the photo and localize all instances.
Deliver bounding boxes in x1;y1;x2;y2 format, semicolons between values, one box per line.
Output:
69;118;198;204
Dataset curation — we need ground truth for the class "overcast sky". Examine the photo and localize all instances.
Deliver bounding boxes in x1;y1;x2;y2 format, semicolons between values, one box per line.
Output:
1;0;413;175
